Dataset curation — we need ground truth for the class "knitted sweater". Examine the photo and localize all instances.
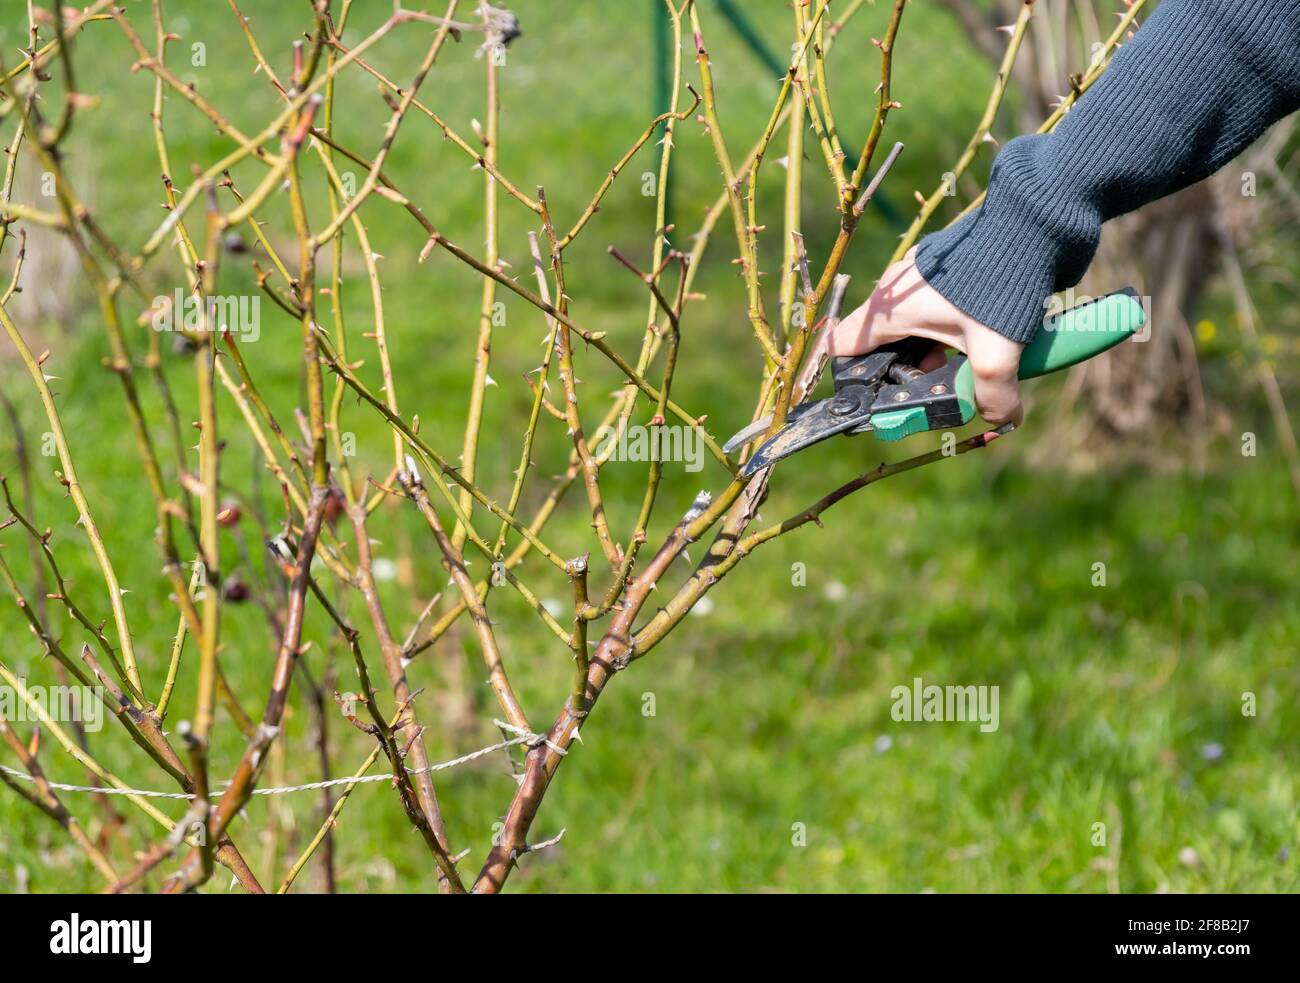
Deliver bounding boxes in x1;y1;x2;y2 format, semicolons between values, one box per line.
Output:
915;0;1300;344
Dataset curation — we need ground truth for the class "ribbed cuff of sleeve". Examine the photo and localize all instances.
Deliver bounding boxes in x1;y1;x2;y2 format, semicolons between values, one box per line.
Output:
913;134;1098;345
914;212;1054;345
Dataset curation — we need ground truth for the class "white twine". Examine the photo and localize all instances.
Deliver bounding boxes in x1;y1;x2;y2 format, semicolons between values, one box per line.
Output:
0;720;565;801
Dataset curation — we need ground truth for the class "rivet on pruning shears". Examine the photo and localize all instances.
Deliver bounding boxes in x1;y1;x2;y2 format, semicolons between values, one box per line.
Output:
829;394;859;416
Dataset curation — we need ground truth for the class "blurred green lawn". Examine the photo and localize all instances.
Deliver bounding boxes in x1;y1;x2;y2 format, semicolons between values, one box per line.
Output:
0;1;1296;893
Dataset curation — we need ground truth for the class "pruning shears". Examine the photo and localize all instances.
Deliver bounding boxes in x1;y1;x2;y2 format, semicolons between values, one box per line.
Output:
726;288;1147;477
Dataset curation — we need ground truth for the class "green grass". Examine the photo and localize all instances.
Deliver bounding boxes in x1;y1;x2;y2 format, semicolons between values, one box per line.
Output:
0;1;1297;893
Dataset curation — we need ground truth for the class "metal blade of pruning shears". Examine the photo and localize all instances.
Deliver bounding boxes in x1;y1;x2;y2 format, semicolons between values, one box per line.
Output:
721;414;774;455
740;391;877;475
723;405;822;455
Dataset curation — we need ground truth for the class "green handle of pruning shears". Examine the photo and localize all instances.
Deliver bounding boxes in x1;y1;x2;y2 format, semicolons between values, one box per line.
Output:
952;288;1146;425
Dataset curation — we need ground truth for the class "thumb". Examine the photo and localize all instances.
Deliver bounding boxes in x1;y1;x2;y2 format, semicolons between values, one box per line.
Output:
964;330;1025;426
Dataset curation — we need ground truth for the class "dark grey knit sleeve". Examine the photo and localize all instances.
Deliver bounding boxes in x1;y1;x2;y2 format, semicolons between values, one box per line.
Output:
915;0;1300;344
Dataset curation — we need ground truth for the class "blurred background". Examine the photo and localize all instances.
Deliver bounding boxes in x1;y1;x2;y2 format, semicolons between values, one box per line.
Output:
0;0;1297;892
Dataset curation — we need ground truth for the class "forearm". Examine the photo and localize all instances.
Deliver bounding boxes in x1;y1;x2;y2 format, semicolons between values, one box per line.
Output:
915;0;1300;343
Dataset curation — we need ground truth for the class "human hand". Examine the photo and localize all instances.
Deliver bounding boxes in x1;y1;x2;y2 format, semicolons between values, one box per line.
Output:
828;249;1026;426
